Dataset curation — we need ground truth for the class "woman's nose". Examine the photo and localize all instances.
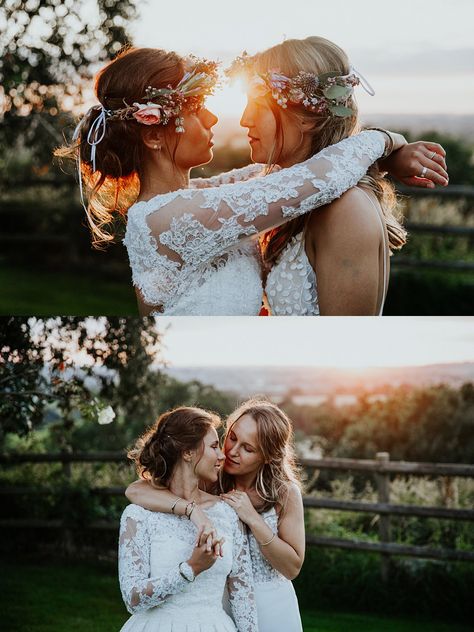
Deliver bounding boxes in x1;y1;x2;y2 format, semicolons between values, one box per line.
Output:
217;448;225;461
240;101;253;128
203;108;218;128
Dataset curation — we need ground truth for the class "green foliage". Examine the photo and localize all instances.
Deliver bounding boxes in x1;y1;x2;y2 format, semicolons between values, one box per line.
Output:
385;270;474;315
0;317;165;448
295;547;474;622
287;382;474;464
403;131;474;186
0;0;138;176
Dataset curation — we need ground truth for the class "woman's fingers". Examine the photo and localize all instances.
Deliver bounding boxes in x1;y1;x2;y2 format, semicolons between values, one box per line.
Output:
195;525;204;547
401;176;436;188
422;141;446;158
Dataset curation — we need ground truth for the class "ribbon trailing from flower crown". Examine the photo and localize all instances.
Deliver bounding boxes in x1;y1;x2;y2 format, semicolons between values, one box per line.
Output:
350;66;376;96
71;105;107;224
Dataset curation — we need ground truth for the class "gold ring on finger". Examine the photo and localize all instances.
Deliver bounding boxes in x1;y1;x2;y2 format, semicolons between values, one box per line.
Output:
430;151;437;159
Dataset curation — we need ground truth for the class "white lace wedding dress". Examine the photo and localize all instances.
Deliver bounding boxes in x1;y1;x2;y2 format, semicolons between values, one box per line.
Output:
265;187;389;315
118;502;257;632
123;131;386;315
248;507;303;632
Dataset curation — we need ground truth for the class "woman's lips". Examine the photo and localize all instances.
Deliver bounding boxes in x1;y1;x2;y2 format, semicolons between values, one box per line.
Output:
226;457;239;466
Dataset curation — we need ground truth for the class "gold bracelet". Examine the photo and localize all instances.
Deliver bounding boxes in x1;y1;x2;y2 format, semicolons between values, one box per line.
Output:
184;501;196;519
259;532;276;547
171;497;182;515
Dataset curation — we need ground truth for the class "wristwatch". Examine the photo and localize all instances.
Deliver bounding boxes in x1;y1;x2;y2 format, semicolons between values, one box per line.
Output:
179;561;195;582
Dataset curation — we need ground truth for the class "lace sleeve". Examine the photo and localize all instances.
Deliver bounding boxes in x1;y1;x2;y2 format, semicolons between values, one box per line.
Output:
118;505;188;614
146;131;384;270
227;518;258;632
190;164;266;188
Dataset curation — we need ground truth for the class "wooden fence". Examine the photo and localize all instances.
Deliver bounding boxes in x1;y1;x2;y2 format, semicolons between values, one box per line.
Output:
1;450;473;579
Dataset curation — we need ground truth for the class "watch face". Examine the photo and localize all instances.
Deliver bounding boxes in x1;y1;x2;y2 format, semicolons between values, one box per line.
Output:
180;562;194;582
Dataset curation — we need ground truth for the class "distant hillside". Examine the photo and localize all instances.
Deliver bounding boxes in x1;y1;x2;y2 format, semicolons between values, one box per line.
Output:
213;114;474;146
165;362;474;399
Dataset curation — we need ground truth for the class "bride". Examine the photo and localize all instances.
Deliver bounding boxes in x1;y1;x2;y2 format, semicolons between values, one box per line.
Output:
126;399;305;632
59;46;445;315
119;406;257;631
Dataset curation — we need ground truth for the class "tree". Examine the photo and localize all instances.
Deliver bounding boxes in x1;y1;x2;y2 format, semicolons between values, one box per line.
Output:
0;0;138;179
0;317;165;449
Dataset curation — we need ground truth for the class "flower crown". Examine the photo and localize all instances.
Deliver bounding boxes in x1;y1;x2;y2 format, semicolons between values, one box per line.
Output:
226;51;374;118
102;55;220;132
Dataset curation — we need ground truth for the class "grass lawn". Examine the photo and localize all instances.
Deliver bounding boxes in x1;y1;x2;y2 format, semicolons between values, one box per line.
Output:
1;558;471;632
0;263;137;315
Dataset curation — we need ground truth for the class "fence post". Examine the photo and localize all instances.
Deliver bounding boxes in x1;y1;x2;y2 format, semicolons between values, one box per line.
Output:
61;452;74;556
375;452;391;582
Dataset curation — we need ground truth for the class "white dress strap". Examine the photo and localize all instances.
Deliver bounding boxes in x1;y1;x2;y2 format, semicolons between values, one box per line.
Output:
355;186;388;315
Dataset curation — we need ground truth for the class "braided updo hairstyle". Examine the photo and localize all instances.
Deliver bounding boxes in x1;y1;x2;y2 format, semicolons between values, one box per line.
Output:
128;407;221;488
55;47;186;247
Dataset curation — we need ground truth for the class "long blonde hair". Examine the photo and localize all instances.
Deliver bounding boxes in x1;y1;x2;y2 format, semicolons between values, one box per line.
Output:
220;399;302;513
252;36;407;264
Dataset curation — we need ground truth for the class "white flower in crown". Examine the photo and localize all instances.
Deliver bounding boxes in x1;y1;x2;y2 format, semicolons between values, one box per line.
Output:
98;406;116;425
132;102;162;125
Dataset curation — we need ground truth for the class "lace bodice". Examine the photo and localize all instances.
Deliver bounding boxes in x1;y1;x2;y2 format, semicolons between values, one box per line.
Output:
266;232;319;316
123;131;385;314
248;507;288;585
118;502;257;631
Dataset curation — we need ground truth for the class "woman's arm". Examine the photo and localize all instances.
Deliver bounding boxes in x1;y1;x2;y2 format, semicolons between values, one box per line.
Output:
227;517;259;632
125;131;395;309
222;484;305;580
118;504;189;614
379;141;448;188
126;480;221;551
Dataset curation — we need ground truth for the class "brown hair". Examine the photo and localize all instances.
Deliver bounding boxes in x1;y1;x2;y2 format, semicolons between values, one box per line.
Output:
220;399;302;513
128;407;221;488
55;47;185;247
251;37;407;264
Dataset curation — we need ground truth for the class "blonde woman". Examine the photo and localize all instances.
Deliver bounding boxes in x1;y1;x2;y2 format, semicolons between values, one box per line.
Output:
119;407;257;632
232;36;449;314
126;400;305;632
57;46;417;316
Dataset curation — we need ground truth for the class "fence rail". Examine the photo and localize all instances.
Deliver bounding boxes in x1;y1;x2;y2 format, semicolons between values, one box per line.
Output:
1;450;473;577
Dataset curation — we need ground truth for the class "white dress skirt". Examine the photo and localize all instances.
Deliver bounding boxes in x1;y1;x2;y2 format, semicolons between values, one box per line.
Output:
248;508;303;632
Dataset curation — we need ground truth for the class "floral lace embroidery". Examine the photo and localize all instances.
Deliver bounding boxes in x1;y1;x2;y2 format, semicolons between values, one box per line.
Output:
123;131;385;313
266;232;319;315
118;502;258;631
248;508;288;585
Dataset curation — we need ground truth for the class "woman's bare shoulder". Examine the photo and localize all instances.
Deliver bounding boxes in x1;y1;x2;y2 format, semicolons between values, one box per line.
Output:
307;186;382;245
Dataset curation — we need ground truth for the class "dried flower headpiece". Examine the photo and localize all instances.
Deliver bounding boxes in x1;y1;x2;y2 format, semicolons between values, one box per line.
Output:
104;55;220;133
226;51;374;118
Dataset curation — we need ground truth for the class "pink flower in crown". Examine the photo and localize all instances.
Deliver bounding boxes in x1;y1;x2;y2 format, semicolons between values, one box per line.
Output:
132;102;162;125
